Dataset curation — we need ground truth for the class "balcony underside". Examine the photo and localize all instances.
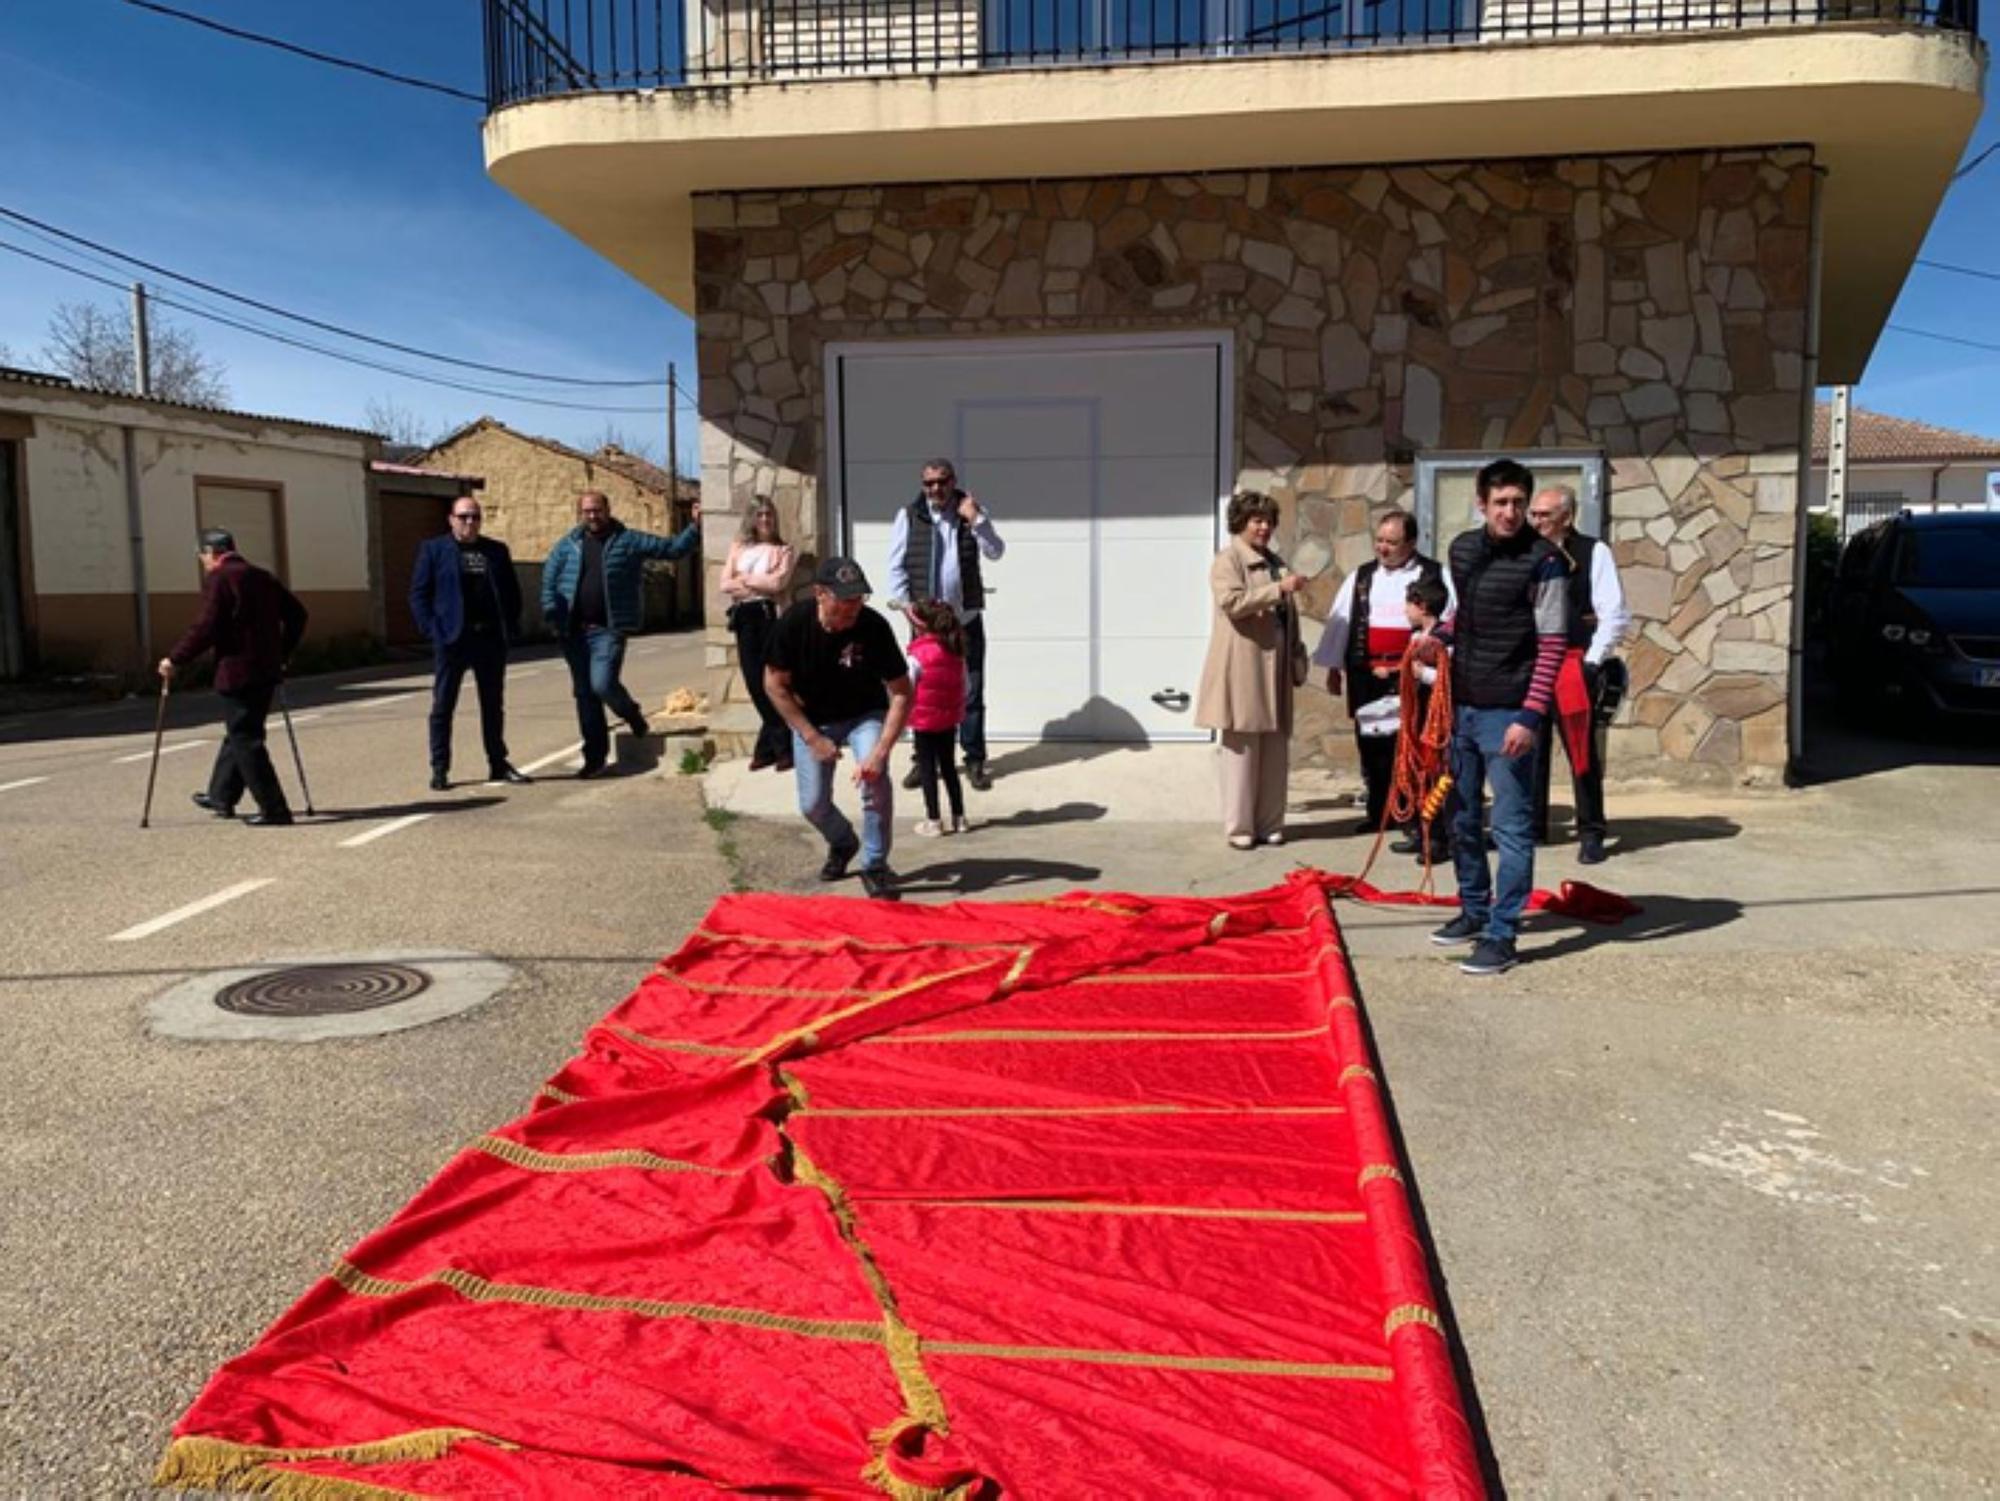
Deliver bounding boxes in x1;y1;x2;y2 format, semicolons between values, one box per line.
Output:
485;25;1983;381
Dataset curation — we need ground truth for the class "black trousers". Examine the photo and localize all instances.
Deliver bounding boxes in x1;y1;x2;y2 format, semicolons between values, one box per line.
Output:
429;631;510;774
913;729;965;821
1356;729;1399;832
206;684;288;816
1535;665;1608;842
730;603;790;764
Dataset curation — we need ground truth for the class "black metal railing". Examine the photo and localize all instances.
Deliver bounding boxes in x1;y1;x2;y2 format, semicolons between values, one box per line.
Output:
485;0;1977;106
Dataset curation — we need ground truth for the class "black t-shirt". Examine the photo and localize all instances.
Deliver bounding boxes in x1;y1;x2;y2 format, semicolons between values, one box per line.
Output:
765;600;908;726
575;531;609;630
458;542;498;632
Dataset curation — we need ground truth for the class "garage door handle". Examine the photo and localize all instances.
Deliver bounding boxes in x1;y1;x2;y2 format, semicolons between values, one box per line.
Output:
1152;688;1190;711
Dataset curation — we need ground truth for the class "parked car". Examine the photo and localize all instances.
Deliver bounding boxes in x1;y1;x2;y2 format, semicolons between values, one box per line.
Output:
1828;510;2000;723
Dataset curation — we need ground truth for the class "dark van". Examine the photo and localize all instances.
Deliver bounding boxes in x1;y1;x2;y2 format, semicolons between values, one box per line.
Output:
1829;510;2000;722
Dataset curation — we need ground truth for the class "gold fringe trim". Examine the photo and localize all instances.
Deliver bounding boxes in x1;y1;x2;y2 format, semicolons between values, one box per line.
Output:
662;973;876;1000
1025;895;1144;916
995;946;1034;994
694;926;1020;955
1358;1163;1403;1187
1207;912;1230;938
155;1428;500;1497
741;956;1014;1066
1384;1303;1444;1338
1327;995;1358;1011
536;1084;578;1105
1338;1065;1377;1085
799;1104;1345;1119
607;1025;752;1057
902;1198;1364;1224
470;1134;737;1178
924;1340;1392;1382
329;1260;885;1345
862;1024;1330;1046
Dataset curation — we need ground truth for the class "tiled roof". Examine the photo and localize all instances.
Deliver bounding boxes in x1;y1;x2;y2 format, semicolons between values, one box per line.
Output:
1812;402;2000;464
423;417;696;500
0;365;380;441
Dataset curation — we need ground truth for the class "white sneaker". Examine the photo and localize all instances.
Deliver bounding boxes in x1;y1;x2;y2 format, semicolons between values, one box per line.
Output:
914;818;944;837
949;815;970;835
1262;830;1286;847
1228;834;1255;851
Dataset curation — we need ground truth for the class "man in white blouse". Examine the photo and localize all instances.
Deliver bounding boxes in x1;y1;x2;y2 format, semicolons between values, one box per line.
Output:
1528;485;1631;864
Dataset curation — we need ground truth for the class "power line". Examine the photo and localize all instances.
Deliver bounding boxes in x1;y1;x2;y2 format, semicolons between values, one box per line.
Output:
0;237;701;416
1952;141;2000;183
117;0;485;105
0;205;667;389
1915;257;2000;285
1883;322;2000;355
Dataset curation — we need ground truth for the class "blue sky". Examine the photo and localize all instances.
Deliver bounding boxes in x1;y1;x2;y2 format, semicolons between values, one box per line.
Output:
1;1;1996;453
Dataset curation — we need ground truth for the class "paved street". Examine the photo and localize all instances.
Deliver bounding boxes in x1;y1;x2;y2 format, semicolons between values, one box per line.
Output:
0;633;723;1498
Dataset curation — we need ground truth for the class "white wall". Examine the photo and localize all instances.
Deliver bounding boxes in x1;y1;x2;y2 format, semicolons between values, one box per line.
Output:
1805;460;1993;511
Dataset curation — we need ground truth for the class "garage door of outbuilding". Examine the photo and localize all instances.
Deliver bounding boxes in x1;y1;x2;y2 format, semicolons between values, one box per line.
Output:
829;333;1229;743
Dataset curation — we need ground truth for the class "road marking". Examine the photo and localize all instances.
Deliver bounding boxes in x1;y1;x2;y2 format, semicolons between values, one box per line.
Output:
0;776;50;793
283;713;321;726
345;691;419;712
513;667;544;678
339;813;434;848
518;741;586;775
109;878;273;942
113;740;209;764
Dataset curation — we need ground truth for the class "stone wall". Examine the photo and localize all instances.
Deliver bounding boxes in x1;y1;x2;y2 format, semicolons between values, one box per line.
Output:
693;147;1813;779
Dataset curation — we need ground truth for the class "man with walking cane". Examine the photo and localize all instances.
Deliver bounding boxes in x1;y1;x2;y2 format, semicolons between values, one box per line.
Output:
158;528;307;827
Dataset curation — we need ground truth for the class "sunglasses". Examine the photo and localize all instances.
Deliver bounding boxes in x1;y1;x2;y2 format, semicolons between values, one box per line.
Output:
922;478;954;489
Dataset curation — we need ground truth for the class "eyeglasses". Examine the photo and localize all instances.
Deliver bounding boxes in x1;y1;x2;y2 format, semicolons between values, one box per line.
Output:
921;477;953;489
1527;511;1560;522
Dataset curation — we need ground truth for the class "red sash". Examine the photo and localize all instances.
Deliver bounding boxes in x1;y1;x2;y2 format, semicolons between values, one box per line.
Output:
1365;625;1412;671
1554;648;1592;775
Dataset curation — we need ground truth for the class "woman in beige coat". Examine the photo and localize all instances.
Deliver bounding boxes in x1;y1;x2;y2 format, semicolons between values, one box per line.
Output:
1196;491;1305;849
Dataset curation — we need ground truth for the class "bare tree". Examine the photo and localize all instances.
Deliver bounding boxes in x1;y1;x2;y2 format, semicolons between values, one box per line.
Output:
41;300;229;406
588;422;661;464
364;396;449;451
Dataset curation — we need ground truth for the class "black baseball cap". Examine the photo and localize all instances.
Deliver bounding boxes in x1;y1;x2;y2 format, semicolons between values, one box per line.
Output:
814;556;871;600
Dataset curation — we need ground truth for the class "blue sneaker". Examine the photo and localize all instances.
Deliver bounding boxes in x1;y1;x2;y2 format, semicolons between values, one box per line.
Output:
1460;938;1518;976
1430;913;1483;946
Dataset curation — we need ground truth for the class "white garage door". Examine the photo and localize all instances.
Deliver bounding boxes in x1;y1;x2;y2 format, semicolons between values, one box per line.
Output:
832;335;1226;742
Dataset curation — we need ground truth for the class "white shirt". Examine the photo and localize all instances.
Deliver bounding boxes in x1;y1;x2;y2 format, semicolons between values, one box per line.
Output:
886;500;1006;623
1311;555;1459;669
1574;536;1630;666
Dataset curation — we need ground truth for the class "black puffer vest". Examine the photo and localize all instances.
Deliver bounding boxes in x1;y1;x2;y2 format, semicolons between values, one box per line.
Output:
903;496;985;612
1449;526;1562;709
1560;530;1601;650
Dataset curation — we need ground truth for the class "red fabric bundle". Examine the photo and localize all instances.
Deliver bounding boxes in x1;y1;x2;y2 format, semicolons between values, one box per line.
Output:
159;876;1489;1499
1553;648;1593;775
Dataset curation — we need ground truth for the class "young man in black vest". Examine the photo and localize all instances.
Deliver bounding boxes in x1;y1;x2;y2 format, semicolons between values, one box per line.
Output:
1312;509;1453;855
885;459;1006;792
1528;484;1630;864
1424;460;1570;976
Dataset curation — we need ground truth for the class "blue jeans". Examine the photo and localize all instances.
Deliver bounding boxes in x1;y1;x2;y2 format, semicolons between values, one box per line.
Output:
562;626;643;767
793;715;892;870
1450;705;1540;943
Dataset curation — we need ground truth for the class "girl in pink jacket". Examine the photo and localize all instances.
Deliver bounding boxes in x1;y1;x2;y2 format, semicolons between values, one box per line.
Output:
907;600;969;836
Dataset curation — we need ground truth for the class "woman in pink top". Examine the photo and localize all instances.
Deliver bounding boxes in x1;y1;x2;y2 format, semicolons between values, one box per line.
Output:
719;500;797;770
905;600;968;835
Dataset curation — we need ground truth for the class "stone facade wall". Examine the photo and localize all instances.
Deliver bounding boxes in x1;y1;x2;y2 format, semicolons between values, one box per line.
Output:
693;147;1813;779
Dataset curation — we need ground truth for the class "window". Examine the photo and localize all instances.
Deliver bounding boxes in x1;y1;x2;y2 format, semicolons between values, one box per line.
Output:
1415;451;1607;555
195;481;285;582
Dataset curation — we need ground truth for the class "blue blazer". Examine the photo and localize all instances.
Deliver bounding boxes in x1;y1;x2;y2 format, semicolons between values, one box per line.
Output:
410;534;521;645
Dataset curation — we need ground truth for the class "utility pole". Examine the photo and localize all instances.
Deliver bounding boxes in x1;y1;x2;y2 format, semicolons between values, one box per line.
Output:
130;282;152;398
666;361;680;511
1826;383;1851;534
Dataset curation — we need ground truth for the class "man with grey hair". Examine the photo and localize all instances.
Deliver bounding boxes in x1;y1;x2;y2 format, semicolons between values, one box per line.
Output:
1527;484;1629;864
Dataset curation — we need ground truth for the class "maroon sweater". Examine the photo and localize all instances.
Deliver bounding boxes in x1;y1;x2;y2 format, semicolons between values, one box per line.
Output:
169;554;308;693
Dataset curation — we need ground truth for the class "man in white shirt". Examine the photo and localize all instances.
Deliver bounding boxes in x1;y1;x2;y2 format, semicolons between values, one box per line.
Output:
886;458;1006;790
1528;485;1630;864
1312;509;1455;851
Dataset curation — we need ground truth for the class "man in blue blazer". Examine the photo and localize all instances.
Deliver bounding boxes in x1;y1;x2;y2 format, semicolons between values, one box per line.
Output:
409;498;528;791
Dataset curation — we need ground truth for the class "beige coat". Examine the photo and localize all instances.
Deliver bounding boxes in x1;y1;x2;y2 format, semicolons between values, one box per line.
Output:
1195;536;1299;734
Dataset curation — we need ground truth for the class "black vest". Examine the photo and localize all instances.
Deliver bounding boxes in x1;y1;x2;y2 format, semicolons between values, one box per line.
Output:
1344;554;1444;713
903;496;984;612
1558;530;1601;650
1448;526;1563;710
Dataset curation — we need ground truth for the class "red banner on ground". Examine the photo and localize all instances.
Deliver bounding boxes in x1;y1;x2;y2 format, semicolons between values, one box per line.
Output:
159;874;1490;1499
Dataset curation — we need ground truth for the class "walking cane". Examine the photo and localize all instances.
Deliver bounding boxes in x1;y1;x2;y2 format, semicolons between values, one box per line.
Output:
139;675;171;829
277;683;315;816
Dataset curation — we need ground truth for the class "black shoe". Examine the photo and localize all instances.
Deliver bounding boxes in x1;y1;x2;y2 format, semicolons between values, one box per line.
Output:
487;763;531;785
1460;937;1518;976
749;752;775;772
772;756;794;774
901;766;923;791
1578;833;1607;865
860;866;901;901
245;810;295;828
429;770;449;792
964;759;993;792
1430;913;1483;946
190;792;235;818
623;713;651;739
1390;831;1423;855
576;760;608;780
819;836;860;882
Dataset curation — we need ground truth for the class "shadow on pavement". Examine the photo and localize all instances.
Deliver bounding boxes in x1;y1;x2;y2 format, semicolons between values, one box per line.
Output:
1603;815;1742;856
1524;894;1746;962
977;801;1109;829
896;857;1103;896
298;797;506;824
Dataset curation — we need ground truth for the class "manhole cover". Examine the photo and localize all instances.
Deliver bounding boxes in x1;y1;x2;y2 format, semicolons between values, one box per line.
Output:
213;962;433;1018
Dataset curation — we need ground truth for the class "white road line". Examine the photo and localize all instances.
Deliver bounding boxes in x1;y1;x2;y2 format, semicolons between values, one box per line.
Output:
513;667;544;678
338;813;434;848
283;713;321;726
113;740;209;764
344;691;419;712
109;878;273;942
518;741;587;775
0;776;50;793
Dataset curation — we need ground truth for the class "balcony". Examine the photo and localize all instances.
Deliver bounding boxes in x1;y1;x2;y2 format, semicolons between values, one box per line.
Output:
480;0;1984;378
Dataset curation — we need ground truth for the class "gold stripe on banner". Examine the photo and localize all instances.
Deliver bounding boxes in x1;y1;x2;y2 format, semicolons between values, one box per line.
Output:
798;1104;1346;1120
694;927;1020;955
1384;1303;1445;1338
608;1025;752;1058
665;974;876;1001
862;1024;1331;1046
471;1135;739;1178
155;1427;508;1499
1207;912;1230;938
537;1083;579;1105
903;1198;1366;1225
1024;895;1145;917
925;1340;1393;1382
742;955;1026;1066
1338;1065;1378;1085
1358;1164;1403;1186
330;1261;887;1346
